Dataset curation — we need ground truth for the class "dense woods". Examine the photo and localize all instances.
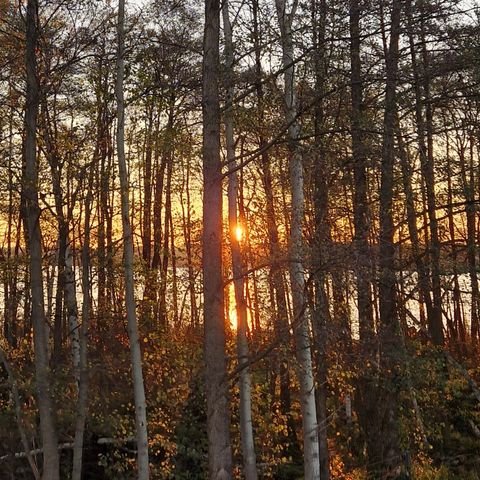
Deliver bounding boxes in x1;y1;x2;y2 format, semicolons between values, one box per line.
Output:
1;0;480;478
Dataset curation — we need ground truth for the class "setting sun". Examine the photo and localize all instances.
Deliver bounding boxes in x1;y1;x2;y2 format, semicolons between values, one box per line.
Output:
233;224;244;242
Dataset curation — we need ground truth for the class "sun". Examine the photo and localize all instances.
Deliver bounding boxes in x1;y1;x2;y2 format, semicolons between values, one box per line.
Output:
228;283;237;330
233;224;244;242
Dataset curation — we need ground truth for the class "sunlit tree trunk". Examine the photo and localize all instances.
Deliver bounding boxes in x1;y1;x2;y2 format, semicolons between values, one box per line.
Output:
116;1;150;478
23;0;60;477
275;1;320;477
203;0;233;478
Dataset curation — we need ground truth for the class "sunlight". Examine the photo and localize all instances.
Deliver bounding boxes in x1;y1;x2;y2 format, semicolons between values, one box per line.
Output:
228;283;238;330
233;224;244;243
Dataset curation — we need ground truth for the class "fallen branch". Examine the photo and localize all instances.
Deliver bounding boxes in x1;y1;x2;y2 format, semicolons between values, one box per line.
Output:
0;437;136;463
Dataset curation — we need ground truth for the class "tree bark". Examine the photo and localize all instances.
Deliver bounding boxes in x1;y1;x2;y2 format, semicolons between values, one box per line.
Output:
406;0;444;345
377;1;406;476
311;0;330;477
23;1;60;478
72;169;94;480
251;0;295;451
116;2;150;478
203;0;233;478
275;1;320;477
350;0;375;342
222;2;258;478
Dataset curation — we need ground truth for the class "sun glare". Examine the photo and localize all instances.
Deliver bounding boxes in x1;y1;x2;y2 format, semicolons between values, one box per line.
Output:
233;224;244;242
228;283;237;330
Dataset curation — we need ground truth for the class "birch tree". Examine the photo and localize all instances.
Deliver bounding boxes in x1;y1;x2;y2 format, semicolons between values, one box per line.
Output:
275;0;320;477
116;1;150;478
222;1;258;478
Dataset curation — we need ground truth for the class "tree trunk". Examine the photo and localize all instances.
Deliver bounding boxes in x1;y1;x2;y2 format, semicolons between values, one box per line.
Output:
116;2;150;478
72;169;94;480
376;1;406;476
396;122;434;334
203;1;233;478
275;0;320;477
142;103;154;266
251;0;296;450
311;0;330;477
23;1;60;478
406;0;444;345
222;2;258;478
350;0;375;343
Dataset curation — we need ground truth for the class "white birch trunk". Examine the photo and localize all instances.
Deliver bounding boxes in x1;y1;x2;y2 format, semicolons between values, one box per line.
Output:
222;2;258;478
116;2;150;478
275;1;320;478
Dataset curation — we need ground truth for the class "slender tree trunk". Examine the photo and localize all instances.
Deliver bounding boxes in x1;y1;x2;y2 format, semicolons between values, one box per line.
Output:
116;2;150;478
203;0;233;477
64;244;80;381
275;1;320;477
349;1;382;470
444;132;464;350
159;155;173;327
311;1;330;477
5;85;19;347
23;1;60;478
377;1;406;476
180;152;198;327
251;0;296;449
142;103;154;266
72;169;94;480
396;123;433;333
350;0;375;342
222;2;258;478
169;208;179;326
406;0;444;345
151;117;168;271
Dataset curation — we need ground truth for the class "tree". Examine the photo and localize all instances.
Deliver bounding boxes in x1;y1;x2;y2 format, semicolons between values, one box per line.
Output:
222;1;258;478
22;0;60;478
202;0;233;478
275;0;320;477
116;0;150;477
376;0;406;476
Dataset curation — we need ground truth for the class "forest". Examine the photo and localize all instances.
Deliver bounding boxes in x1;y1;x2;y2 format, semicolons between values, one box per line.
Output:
1;0;480;478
